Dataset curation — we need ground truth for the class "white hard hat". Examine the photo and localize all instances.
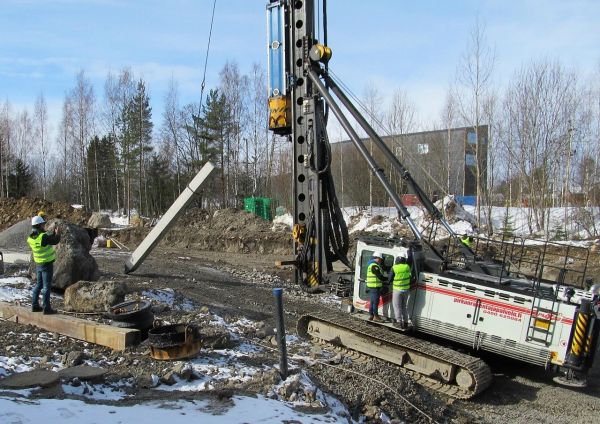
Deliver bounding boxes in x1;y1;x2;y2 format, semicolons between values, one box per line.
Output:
591;284;600;296
372;251;383;259
31;215;45;226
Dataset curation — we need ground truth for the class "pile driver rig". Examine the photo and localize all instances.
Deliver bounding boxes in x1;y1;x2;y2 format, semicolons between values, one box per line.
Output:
266;0;599;397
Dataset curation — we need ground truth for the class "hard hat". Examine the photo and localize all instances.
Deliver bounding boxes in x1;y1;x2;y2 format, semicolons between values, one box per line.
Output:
38;210;46;217
31;215;45;226
591;284;600;296
372;251;383;259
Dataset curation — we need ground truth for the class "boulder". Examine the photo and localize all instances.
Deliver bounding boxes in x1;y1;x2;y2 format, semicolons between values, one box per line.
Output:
64;280;127;312
29;219;100;289
87;212;112;229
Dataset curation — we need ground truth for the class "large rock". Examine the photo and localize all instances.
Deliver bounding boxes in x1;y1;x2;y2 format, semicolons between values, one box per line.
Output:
29;219;100;289
87;212;112;229
64;280;127;312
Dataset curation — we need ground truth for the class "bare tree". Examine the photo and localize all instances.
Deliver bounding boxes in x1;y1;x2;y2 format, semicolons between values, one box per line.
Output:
362;82;384;212
34;94;49;199
504;60;579;236
161;77;184;194
70;70;96;205
454;17;496;230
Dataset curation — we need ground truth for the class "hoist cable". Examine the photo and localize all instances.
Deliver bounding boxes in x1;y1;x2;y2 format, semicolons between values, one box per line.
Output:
198;0;218;117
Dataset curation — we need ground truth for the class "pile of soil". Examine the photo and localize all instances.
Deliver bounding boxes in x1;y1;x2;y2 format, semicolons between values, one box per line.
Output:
0;197;90;232
112;207;292;255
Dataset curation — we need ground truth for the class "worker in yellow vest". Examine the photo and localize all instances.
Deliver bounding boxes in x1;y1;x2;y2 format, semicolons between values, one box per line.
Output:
460;234;474;249
27;215;61;314
366;251;386;321
388;256;412;330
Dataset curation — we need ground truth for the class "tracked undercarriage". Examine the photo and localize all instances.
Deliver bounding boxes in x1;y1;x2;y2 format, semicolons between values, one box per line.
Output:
298;310;492;399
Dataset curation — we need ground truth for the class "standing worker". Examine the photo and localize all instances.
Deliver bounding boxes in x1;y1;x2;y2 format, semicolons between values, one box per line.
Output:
27;215;60;314
366;251;386;322
388;256;412;329
460;234;473;249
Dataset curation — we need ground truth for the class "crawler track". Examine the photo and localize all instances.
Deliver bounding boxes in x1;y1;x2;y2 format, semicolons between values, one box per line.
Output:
298;310;492;399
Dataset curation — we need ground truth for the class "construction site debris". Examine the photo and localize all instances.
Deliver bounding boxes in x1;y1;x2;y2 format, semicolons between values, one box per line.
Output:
28;219;100;290
87;212;112;229
63;280;128;313
58;365;107;382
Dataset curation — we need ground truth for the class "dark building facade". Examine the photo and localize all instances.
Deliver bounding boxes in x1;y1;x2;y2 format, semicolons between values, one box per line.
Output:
329;126;488;206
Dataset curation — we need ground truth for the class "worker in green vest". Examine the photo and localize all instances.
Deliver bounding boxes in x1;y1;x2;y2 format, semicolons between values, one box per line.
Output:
366;251;386;321
27;215;61;314
460;234;473;249
388;256;412;329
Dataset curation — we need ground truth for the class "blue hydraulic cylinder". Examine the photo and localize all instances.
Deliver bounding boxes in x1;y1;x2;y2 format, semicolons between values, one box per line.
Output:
266;1;286;98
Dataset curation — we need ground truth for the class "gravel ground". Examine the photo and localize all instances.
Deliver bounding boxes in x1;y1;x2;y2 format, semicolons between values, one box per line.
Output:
1;246;599;423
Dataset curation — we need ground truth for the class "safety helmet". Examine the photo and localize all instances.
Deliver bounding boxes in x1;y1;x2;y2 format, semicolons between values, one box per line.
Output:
38;210;46;218
591;284;600;296
31;215;45;226
372;251;383;259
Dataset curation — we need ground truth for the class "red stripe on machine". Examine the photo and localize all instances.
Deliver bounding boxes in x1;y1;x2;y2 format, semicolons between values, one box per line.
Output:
418;283;574;325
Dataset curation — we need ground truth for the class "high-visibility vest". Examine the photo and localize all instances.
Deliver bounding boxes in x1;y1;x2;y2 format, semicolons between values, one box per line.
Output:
27;232;56;264
366;262;383;288
392;263;411;290
460;237;472;248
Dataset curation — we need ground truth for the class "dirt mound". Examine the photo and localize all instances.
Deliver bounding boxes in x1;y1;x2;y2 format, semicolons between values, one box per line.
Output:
0;197;91;232
112;207;292;255
0;219;31;251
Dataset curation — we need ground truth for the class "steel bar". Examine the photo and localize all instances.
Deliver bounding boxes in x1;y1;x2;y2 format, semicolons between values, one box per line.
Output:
273;288;288;379
307;70;422;239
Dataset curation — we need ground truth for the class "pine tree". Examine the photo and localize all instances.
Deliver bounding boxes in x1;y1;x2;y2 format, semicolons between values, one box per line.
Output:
86;135;118;209
185;89;228;206
8;159;33;198
501;210;515;238
118;79;153;216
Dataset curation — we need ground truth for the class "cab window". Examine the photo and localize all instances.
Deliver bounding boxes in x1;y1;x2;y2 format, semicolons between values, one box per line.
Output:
358;250;394;299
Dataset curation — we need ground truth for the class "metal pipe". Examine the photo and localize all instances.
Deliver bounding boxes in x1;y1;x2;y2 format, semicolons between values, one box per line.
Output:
307;70;422;239
324;74;457;238
273;288;288;379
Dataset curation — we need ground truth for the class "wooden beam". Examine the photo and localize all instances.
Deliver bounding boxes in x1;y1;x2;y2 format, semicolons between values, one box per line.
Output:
0;302;140;350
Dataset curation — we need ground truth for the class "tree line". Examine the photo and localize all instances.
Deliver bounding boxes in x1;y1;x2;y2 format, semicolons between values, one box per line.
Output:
0;21;599;239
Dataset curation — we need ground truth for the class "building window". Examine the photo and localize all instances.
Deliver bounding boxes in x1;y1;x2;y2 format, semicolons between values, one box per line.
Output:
417;143;429;154
465;153;476;166
467;132;476;145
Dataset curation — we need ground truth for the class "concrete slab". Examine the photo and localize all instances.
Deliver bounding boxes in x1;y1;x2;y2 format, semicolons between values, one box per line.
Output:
0;370;59;389
58;365;107;382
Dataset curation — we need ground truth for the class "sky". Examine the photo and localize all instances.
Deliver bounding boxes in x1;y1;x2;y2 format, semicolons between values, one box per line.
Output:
0;0;599;143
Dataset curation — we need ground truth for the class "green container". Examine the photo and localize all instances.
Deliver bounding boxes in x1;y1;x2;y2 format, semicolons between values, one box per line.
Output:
243;197;272;221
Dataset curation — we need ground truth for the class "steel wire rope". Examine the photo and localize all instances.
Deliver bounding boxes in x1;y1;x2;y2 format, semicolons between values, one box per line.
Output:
325;68;449;197
194;0;218;170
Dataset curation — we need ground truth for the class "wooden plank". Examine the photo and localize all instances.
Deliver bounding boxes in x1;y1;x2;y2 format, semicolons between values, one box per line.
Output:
0;302;140;350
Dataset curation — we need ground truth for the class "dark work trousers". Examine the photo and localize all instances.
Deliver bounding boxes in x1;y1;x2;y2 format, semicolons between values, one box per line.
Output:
32;262;53;310
369;287;382;316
